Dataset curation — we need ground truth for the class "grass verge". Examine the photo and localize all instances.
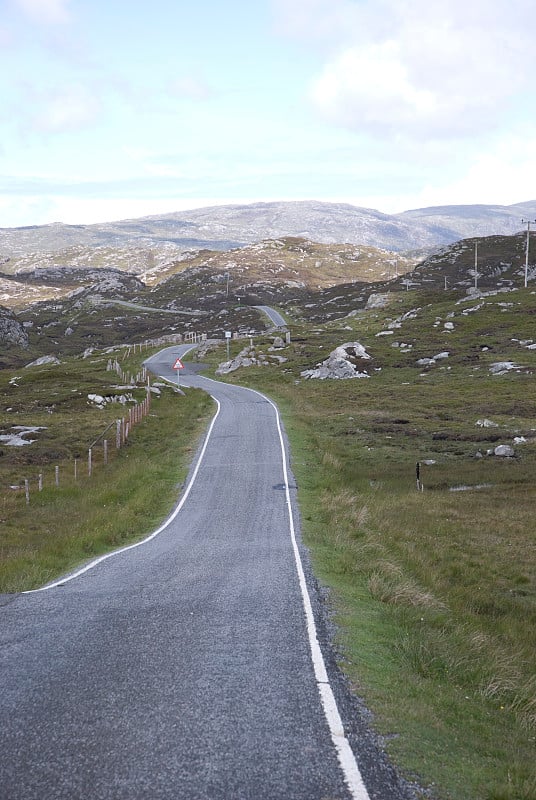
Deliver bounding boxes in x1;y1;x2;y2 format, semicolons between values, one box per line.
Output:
0;349;214;592
213;300;536;800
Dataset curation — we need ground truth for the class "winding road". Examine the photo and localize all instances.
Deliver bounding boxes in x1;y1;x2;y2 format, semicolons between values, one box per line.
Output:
0;346;412;800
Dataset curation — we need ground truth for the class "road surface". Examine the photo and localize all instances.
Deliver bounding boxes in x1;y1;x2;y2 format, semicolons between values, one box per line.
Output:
254;305;287;327
0;346;413;800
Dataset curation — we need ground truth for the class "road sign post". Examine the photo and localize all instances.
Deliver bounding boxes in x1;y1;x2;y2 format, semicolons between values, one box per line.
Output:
173;357;184;390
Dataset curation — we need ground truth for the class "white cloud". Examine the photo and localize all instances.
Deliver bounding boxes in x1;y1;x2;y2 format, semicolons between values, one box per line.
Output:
311;43;441;135
169;75;214;102
271;0;365;43
417;134;536;208
0;194;275;227
33;85;101;132
12;0;70;24
276;0;536;140
339;132;536;213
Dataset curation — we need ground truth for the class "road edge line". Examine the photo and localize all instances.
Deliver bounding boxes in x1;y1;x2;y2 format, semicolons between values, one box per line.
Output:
239;384;371;800
22;394;221;594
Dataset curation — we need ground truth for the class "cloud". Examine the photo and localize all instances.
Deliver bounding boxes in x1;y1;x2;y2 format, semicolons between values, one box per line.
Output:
12;0;70;24
33;85;101;132
169;75;215;102
275;0;536;140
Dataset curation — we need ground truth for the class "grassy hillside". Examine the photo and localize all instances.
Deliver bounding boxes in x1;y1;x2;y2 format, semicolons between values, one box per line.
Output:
1;231;535;799
209;284;536;800
0;346;214;591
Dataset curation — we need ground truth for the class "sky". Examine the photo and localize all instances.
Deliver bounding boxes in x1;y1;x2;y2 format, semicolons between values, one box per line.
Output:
2;0;536;227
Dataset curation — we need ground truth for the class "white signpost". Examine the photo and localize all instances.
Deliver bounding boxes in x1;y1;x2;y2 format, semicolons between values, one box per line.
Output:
173;357;184;389
225;331;232;359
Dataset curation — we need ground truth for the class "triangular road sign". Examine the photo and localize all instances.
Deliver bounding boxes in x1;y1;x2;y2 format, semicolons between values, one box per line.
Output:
173;358;184;370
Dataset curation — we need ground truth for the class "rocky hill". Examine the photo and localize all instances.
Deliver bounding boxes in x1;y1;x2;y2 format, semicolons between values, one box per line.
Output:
0;237;416;311
275;233;536;323
2;200;535;271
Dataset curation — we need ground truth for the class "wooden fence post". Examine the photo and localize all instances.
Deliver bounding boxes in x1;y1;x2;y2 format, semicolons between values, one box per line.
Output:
38;473;43;491
103;439;108;465
88;448;92;477
116;419;121;449
24;478;30;505
55;466;59;487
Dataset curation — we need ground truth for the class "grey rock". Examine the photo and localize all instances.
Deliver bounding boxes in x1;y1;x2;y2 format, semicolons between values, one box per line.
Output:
25;355;61;368
494;445;515;457
301;342;372;380
0;306;29;348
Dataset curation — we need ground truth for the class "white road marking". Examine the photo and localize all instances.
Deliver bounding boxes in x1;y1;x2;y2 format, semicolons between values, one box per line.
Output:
21;360;372;799
22;397;221;594
198;376;372;800
264;391;372;800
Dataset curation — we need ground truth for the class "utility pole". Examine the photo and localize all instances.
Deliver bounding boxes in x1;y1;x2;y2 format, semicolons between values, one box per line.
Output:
521;219;536;288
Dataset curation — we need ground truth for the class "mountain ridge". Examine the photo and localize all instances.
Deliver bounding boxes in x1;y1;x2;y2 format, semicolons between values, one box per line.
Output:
2;199;536;262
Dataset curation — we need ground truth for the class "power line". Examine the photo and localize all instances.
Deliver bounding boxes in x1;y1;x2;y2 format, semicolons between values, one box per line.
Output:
521;218;536;288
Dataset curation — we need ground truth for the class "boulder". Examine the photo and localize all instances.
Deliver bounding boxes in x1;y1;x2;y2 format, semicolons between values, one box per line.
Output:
216;346;264;375
494;445;515;457
301;342;372;380
25;355;61;368
489;361;520;375
0;306;29;348
365;293;390;309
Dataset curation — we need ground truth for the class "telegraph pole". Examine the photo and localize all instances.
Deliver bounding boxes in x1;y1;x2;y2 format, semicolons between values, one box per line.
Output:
522;219;536;288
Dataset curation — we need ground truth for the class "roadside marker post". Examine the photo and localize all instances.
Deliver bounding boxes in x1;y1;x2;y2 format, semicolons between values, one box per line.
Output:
173;357;184;390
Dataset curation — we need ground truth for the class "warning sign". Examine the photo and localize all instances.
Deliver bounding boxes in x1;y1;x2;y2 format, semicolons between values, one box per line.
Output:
173;358;184;370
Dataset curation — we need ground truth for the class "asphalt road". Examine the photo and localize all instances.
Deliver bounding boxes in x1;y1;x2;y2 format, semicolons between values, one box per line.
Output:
254;305;287;327
0;346;414;800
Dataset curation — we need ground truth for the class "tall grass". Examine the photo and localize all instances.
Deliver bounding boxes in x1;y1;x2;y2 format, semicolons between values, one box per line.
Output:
221;314;536;800
0;351;214;592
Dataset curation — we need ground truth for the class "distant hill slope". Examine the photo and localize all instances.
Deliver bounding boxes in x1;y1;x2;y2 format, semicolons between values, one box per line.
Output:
2;200;535;263
283;233;535;323
398;200;536;240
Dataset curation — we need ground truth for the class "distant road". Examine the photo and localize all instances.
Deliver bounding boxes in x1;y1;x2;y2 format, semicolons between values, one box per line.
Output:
94;298;207;316
255;304;287;327
0;346;411;800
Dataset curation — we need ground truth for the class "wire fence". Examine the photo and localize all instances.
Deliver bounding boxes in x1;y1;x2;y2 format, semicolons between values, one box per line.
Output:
1;331;206;506
10;386;153;506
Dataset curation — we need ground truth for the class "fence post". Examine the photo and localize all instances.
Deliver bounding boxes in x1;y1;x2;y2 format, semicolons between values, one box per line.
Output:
74;459;78;481
38;473;43;491
116;419;121;449
55;466;59;487
25;478;30;505
103;439;108;465
88;448;92;477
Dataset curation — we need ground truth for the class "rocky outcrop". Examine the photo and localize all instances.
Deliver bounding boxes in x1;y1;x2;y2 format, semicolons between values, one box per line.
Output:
216;343;288;375
24;355;61;368
0;305;28;348
301;342;372;380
